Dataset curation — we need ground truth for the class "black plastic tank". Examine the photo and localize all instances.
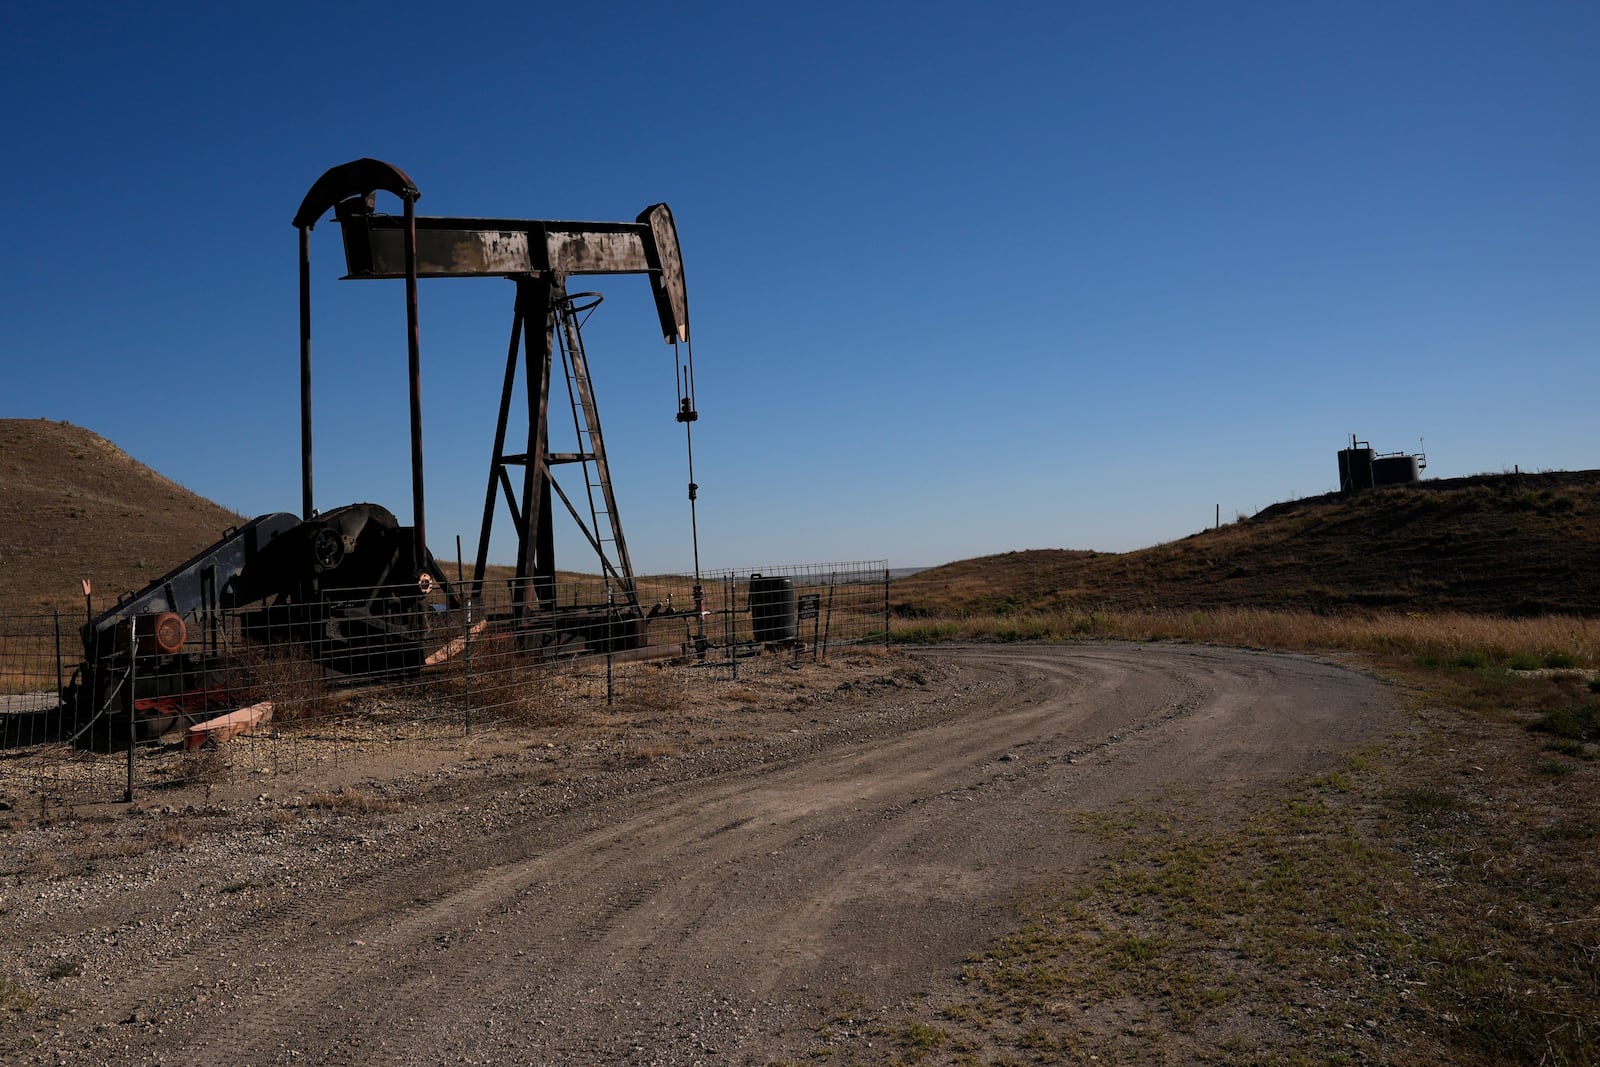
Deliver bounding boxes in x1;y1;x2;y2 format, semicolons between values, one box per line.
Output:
1372;454;1420;486
749;574;797;643
1338;447;1375;492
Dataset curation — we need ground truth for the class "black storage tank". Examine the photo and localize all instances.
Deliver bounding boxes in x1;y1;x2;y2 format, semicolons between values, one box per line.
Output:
1338;446;1375;492
1372;454;1420;486
749;574;797;643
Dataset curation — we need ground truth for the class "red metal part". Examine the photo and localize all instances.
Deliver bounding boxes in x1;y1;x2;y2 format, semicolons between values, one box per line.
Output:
133;685;229;717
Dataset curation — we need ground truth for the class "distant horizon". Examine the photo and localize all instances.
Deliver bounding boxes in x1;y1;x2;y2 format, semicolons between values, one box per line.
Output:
5;414;1596;593
13;412;1597;578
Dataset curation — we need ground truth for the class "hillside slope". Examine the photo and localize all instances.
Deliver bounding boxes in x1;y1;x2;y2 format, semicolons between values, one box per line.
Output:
5;419;1596;621
894;471;1600;618
0;419;245;614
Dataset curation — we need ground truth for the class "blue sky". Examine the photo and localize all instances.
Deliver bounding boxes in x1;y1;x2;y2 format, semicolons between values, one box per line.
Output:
2;2;1596;574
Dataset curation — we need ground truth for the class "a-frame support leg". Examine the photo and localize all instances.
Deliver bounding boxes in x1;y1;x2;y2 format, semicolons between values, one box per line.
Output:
472;273;559;620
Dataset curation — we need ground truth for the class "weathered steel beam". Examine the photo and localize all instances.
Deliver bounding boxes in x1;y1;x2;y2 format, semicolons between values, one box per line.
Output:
334;201;690;344
336;212;651;276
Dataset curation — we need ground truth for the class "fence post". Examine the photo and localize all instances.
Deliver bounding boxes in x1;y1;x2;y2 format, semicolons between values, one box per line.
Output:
52;611;63;740
725;575;736;680
820;573;835;663
124;639;138;803
463;596;474;736
882;566;891;649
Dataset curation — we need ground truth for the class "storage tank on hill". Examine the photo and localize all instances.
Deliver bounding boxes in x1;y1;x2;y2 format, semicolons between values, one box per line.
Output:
1338;436;1375;492
1337;434;1426;492
1372;453;1421;486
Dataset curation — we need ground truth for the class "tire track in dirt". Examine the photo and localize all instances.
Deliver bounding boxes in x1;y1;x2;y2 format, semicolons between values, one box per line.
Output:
20;644;1397;1065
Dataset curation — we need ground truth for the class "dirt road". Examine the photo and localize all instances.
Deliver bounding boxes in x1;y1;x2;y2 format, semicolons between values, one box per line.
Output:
2;643;1398;1064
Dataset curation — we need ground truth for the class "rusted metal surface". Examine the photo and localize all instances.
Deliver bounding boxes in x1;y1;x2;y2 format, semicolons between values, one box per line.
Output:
638;203;690;343
292;158;419;231
331;199;690;346
338;214;654;275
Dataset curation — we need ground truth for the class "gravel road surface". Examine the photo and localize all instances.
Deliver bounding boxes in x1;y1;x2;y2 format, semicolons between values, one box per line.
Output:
0;643;1397;1065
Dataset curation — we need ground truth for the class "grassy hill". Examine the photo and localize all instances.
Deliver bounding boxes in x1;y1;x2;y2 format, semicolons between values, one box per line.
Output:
5;417;1597;622
0;419;245;616
895;470;1600;619
0;419;614;619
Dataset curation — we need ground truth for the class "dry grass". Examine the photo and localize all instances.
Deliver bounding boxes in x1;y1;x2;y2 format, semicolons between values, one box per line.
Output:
0;630;69;696
0;419;246;618
3;814;196;885
894;473;1600;619
223;649;343;725
614;663;682;713
469;637;585;727
620;741;682;763
894;607;1600;669
176;748;227;785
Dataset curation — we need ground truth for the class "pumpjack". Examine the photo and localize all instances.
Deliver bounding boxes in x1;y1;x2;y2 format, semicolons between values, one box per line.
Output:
63;159;701;743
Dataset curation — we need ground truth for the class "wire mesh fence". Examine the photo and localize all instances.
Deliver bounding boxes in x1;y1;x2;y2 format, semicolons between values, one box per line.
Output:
0;562;888;805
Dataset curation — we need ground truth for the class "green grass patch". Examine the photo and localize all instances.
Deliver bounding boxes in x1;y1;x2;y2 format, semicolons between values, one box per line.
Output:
1530;705;1600;742
1389;786;1464;815
0;974;35;1017
901;1020;949;1053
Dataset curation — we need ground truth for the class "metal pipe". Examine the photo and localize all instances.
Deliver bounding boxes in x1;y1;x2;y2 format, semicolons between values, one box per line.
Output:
403;194;426;570
298;225;315;519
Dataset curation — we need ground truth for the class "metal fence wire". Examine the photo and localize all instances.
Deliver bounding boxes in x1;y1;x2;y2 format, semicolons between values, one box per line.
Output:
0;562;889;804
